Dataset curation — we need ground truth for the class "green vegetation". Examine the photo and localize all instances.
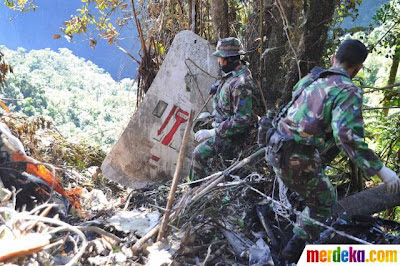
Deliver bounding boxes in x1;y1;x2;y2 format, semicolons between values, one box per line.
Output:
323;1;400;221
1;0;399;217
354;0;399;173
0;46;136;151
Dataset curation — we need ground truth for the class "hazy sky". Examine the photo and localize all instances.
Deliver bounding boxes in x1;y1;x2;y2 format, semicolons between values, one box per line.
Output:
341;0;388;29
0;1;139;81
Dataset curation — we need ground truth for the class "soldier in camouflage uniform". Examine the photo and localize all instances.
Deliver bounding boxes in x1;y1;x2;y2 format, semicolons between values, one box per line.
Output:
265;39;400;262
189;37;257;182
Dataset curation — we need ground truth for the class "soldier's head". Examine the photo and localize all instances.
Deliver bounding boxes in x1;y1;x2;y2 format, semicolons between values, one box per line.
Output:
333;39;368;78
213;37;245;73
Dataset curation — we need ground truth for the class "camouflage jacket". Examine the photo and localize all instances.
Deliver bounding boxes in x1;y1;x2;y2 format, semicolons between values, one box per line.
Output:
277;67;383;176
212;62;255;138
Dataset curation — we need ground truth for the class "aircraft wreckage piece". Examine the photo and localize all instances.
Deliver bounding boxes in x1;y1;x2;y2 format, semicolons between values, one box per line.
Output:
102;31;219;188
332;184;400;219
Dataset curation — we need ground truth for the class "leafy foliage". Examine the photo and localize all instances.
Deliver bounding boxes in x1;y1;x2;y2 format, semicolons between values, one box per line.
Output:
60;0;127;46
3;0;37;12
324;2;400;199
0;46;136;150
372;0;400;50
0;51;12;88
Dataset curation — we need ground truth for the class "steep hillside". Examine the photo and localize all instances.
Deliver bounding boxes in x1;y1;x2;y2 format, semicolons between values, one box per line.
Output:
0;46;136;150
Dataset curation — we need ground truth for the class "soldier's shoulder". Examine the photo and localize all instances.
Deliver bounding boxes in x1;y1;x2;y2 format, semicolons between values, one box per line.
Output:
319;74;358;91
333;75;360;92
233;70;255;88
328;79;363;102
340;83;362;98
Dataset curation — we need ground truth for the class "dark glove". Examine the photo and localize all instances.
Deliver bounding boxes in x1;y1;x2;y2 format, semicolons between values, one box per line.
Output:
209;81;220;95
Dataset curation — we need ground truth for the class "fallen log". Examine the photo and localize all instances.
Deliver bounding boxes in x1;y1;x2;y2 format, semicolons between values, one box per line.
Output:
332;184;400;219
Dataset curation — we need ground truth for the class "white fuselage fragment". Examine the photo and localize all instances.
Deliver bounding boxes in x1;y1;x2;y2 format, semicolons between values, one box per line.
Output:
101;31;219;188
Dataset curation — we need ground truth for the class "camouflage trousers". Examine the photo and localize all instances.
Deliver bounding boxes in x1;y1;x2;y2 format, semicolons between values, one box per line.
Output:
272;149;337;242
189;135;235;181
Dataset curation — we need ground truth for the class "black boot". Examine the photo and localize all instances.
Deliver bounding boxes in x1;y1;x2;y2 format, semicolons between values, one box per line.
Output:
282;234;306;263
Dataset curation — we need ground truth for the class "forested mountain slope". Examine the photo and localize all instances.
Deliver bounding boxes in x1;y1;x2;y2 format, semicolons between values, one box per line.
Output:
0;46;136;150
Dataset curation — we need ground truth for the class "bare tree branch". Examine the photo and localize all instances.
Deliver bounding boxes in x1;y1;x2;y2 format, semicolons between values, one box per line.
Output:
363;82;400;93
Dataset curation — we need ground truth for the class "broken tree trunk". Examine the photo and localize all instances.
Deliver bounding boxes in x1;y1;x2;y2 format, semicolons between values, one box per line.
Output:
332;184;400;219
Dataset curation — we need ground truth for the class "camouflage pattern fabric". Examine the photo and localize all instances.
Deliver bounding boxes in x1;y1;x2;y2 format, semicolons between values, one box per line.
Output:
189;135;235;181
213;37;246;58
272;148;336;241
277;66;382;176
190;63;255;181
272;66;383;241
212;63;255;138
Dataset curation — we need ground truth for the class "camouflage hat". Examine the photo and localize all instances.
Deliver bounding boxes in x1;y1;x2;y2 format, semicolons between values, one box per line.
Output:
213;37;246;58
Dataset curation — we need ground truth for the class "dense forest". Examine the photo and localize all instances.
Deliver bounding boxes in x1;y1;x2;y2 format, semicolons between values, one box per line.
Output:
0;46;136;150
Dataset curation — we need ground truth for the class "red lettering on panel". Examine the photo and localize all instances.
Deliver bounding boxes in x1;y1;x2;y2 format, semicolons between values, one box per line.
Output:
161;109;189;146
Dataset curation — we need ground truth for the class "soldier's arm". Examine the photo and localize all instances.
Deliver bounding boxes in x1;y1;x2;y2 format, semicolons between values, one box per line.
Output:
331;85;383;176
215;85;253;138
292;75;311;92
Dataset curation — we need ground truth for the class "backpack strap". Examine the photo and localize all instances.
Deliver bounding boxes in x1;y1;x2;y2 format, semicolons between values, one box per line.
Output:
274;67;348;125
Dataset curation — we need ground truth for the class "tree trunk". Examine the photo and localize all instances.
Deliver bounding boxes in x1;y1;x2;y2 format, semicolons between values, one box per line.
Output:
383;44;400;115
387;44;400;86
244;0;337;108
189;0;200;34
332;184;400;219
210;0;230;41
281;0;336;103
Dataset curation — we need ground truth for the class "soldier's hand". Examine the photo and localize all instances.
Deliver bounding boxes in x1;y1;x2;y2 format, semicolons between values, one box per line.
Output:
209;81;220;95
378;166;400;194
195;129;216;142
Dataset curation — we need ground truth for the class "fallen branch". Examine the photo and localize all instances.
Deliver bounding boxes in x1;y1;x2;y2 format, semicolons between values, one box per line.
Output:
332;184;400;219
131;224;160;254
77;226;122;243
157;110;195;241
202;243;214;266
363;82;400;93
193;94;213;121
179;171;223;187
185;58;218;79
363;106;400;110
179;148;265;216
256;205;278;247
115;44;140;64
0;207;88;266
131;148;265;254
246;185;371;244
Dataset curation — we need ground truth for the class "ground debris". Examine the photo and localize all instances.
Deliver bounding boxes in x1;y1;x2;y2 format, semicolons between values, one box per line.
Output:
106;210;160;236
249;238;274;265
0;233;51;262
1;115;400;265
3;166;400;265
